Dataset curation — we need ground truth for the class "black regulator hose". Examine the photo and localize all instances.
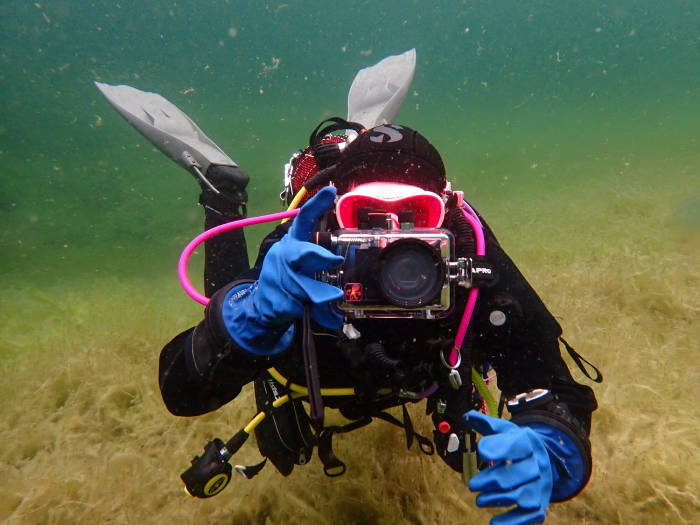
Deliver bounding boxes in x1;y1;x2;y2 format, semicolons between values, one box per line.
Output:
365;343;406;377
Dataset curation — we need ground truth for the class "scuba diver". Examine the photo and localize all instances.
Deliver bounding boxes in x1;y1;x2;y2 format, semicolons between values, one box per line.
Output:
96;50;601;525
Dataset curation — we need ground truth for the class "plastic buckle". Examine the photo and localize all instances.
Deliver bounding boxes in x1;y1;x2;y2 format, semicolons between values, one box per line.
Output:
448;369;463;390
506;389;551;411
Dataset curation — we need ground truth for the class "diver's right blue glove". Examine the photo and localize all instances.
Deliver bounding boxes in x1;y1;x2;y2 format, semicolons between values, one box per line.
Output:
220;186;344;355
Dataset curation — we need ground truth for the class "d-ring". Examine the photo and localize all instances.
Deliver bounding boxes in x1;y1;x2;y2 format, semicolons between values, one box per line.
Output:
440;347;462;369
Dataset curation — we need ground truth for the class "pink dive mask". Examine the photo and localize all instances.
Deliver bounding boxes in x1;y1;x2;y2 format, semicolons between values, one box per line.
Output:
335;182;445;229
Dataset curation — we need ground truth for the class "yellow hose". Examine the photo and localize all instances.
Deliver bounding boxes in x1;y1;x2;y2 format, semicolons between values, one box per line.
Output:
281;187;308;223
243;411;267;434
242;392;306;434
472;367;498;417
267;367;357;397
241;369;495;437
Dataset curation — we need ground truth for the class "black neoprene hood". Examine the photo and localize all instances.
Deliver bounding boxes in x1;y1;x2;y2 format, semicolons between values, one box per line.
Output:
334;124;446;195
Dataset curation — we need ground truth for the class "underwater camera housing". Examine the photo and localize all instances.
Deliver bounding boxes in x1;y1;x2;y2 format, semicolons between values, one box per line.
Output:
316;212;477;319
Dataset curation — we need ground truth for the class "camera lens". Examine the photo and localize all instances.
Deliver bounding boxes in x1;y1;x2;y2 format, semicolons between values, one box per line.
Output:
378;239;445;308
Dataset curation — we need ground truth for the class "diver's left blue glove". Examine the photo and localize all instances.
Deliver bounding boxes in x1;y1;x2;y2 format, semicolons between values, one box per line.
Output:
464;409;588;525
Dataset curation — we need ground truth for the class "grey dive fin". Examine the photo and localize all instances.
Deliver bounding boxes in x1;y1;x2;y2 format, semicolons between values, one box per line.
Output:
347;48;416;129
94;81;236;177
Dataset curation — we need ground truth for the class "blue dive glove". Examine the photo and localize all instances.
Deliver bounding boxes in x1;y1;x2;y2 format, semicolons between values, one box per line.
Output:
464;409;586;525
221;186;344;355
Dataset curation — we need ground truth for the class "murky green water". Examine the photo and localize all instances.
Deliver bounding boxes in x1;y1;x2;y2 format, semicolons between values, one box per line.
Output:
1;1;697;282
1;2;698;523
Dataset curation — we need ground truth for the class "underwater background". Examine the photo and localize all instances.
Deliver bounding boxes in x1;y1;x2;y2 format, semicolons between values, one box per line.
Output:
1;1;698;523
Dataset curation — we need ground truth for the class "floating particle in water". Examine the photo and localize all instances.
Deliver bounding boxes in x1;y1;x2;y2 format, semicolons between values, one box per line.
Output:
595;27;602;33
360;48;373;56
261;57;280;72
228;27;238;38
464;27;470;33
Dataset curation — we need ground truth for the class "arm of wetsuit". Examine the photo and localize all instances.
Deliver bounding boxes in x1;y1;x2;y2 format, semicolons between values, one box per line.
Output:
158;187;344;416
158;313;266;417
472;215;598;426
459;213;597;507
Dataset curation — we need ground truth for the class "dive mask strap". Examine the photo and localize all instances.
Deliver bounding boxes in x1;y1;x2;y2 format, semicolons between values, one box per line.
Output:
309;117;365;147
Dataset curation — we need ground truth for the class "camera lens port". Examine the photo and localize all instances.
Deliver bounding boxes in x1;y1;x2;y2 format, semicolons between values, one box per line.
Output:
377;239;445;308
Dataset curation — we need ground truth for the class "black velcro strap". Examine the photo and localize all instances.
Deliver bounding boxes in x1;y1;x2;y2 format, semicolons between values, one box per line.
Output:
302;307;324;430
560;337;603;383
374;408;435;456
317;418;372;477
317;431;346;477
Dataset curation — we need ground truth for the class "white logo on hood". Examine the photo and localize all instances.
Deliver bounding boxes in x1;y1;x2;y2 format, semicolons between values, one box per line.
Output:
369;125;404;143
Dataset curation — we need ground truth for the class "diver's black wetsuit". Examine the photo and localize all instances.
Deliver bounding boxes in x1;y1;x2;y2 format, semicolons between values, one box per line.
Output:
158;198;598;492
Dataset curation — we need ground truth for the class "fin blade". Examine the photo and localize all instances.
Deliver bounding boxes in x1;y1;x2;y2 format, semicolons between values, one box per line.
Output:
94;81;236;173
347;48;416;128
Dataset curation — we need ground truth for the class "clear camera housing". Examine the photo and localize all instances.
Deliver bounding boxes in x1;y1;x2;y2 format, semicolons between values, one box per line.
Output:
317;228;469;319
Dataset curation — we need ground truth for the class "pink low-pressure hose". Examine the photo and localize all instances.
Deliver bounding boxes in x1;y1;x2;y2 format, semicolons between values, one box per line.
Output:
448;207;486;367
179;204;485;369
178;208;300;306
